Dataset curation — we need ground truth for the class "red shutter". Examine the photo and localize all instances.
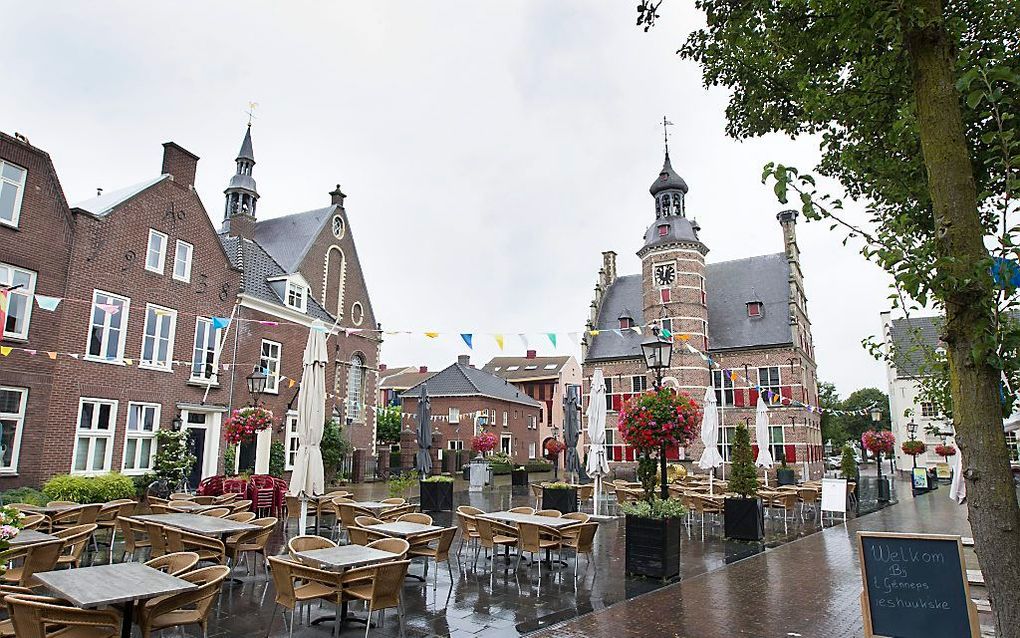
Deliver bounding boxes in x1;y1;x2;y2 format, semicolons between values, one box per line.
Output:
750;389;760;405
781;386;793;400
734;391;744;408
665;444;680;461
785;444;797;463
612;395;622;412
751;444;759;458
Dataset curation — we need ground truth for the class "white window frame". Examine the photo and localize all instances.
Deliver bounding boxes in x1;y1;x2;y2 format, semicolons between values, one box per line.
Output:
631;375;648;392
145;229;168;274
285;280;307;312
285;412;300;470
331;215;345;239
528;441;537;459
0;160;27;228
347;354;365;422
502;411;508;427
0;263;37;340
72;398;118;475
259;339;282;394
604;377;614;411
122;402;160;474
139;304;176;371
757;366;782;399
711;370;735;407
920;401;937;418
173;240;193;282
447;440;464;451
500;434;512;455
85;290;130;363
449;407;460;424
190;317;221;383
0;386;28;473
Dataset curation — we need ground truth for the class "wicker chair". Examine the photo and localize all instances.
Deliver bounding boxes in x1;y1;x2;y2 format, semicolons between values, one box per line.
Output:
136;565;230;638
6;593;121;638
169;493;194;501
395;513;432;525
118;516;152;561
366;538;410;560
144;523;169;558
560;522;598;578
287;535;336;558
225;517;276;578
198;507;230;518
0;585;35;638
529;483;543;509
0;540;63;587
49;503;101;533
229;499;253;514
379;497;405;505
18;514;45;531
378;505;416;522
514;522;563;575
508;506;535;515
267;556;343;638
576;485;594;510
145;551;200;576
536;509;562;518
167;501;194;512
339;560;411;638
354;516;383;528
94;500;134;561
225;512;256;523
53;523;98;568
408;527;457;588
798;488;820;520
472;518;518;568
191;496;216;505
213;493;238;505
164;528;226;565
454;509;481;557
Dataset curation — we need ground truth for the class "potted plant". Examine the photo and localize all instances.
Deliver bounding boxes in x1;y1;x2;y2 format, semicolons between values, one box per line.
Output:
511;465;529;486
387;470;419;500
541;481;578;514
724;423;765;541
419;475;454;511
468;431;497;491
0;504;26;565
862;430;895;501
621;497;687;580
617;388;701;578
776;451;796;485
901;439;926;458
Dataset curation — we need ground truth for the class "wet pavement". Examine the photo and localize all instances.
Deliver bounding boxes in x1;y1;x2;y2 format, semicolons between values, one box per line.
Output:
533;478;975;638
72;473;911;637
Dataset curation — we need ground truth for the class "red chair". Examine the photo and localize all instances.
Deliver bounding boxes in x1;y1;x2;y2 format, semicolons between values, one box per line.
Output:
222;477;248;497
196;476;224;497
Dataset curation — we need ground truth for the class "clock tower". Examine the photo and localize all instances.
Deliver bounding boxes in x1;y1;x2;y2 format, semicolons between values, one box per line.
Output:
638;150;710;390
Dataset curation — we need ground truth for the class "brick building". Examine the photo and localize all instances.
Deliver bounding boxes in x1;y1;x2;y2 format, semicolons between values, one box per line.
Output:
0;126;380;489
378;365;434;408
581;149;823;479
400;355;542;463
480;352;581;451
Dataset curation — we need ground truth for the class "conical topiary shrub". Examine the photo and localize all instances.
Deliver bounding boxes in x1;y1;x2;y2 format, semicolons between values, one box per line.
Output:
724;422;763;541
728;422;759;498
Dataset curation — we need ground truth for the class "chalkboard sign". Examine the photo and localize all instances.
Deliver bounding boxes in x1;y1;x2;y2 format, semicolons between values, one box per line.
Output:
857;532;978;637
911;468;930;491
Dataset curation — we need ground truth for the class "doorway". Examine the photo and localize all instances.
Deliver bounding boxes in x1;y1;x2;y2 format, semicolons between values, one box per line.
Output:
181;408;222;488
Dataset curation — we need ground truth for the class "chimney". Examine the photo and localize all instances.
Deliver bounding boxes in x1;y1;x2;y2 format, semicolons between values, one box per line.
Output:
601;251;617;287
418;366;428;373
526;350;537;359
379;364;387;372
457;355;470;366
161;142;199;188
330;184;347;206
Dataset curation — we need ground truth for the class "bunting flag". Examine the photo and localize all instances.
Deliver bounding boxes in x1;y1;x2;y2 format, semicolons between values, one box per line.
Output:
518;334;529;350
661;327;672;338
211;317;231;330
96;302;120;316
425;332;439;339
568;332;580;347
494;334;504;350
546;333;557;348
47;351;57;360
0;346;10;356
35;295;61;311
589;329;600;336
460;333;473;349
0;290;8;336
258;321;279;326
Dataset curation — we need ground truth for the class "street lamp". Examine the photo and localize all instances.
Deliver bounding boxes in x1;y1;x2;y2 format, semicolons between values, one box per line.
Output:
246;368;268;406
640;324;673;499
907;420;919;469
171;413;183;432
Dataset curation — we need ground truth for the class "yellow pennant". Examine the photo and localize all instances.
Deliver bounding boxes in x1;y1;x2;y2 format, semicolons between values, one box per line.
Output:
494;334;504;350
589;330;600;336
424;332;439;339
0;346;11;356
124;358;134;365
679;334;690;342
288;378;296;388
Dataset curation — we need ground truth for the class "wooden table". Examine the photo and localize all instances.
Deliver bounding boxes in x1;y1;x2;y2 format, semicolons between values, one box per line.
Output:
129;513;259;537
34;562;195;638
365;521;442;538
9;528;58;546
17;503;79;515
480;511;579;528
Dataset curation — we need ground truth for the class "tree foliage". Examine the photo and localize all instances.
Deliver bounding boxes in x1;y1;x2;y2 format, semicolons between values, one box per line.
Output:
818;381;845;445
727;423;759;498
322;419;353;482
154;429;196;491
376;406;402;445
839;388;891;442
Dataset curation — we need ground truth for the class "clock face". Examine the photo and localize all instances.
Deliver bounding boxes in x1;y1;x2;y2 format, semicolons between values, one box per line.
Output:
654;263;676;287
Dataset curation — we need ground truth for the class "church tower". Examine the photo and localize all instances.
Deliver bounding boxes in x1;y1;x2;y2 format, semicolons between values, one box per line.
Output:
222;125;259;238
638;148;710;390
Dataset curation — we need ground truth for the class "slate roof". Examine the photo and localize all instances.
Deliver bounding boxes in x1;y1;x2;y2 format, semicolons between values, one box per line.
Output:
72;175;169;217
254;206;336;274
380;370;436;391
219;234;335;322
482;356;572;381
640;216;704;254
400;362;542;407
237;125;255;162
649;153;688;195
886;315;943;378
585;253;794;361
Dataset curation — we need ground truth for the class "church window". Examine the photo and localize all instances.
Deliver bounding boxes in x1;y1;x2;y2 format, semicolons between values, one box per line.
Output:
331;215;345;239
712;370;734;406
747;301;763;317
347;354;366;422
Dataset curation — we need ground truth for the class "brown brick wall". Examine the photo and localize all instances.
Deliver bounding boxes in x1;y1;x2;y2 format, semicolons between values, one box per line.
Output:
401;396;542;463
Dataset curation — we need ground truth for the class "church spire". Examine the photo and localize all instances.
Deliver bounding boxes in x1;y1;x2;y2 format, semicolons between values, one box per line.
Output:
223;124;260;234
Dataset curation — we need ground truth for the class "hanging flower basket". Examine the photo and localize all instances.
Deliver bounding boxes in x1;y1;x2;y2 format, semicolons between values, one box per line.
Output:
471;431;497;455
901;440;926;456
934;444;957;458
544;438;566;459
618;388;702;502
223;406;275;445
861;430;895;456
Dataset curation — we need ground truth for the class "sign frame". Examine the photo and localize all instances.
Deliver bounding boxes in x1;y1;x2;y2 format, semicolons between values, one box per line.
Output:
820;477;847;521
857;531;979;638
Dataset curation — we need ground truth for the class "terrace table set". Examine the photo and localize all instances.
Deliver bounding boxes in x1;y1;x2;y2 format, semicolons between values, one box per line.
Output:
128;512;260;537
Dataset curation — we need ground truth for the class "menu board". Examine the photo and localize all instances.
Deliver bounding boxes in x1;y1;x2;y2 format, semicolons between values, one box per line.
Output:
857;532;978;637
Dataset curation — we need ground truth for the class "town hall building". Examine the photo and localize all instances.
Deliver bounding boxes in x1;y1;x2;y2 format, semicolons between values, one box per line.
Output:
581;149;824;479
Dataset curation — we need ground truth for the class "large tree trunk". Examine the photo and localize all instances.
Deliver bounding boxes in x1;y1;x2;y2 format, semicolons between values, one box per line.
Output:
905;0;1020;635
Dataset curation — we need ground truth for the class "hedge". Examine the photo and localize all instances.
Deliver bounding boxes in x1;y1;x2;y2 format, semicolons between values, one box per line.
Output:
0;487;48;506
489;460;554;475
42;473;137;503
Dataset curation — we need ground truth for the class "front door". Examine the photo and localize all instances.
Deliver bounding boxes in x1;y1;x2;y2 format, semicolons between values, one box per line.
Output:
187;427;206;489
181;409;222;488
238;440;256;474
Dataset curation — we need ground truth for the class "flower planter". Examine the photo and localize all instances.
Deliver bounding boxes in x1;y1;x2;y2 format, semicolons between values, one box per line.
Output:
625;514;681;579
724;497;764;541
541;487;577;514
419;480;453;512
776;468;796;486
511;469;529;486
462;466;471;481
877;476;891;501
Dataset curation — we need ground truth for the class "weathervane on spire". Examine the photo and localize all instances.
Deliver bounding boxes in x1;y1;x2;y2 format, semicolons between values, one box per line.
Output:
662;115;674;156
245;101;259;126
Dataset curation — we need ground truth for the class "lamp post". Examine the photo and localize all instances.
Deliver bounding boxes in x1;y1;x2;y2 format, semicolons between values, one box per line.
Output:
246;368;268;407
640;324;673;500
907;420;919;469
171;413;183;432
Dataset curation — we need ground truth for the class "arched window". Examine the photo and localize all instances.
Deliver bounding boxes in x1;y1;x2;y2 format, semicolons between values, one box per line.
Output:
322;246;346;316
347;354;365;422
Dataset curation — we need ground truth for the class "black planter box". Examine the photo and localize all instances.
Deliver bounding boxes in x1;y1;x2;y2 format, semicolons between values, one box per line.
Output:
541;487;577;513
625;514;681;579
419;480;453;512
877;477;891;501
776;468;797;485
462;466;470;481
511;469;529;486
724;497;764;541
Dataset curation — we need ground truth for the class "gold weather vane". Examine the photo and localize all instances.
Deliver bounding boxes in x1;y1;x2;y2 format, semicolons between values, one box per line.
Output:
245;102;259;125
662;115;674;155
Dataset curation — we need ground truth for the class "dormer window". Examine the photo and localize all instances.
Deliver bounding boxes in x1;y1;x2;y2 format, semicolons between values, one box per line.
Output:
286;281;307;312
619;317;632;329
747;301;764;318
657;224;669;237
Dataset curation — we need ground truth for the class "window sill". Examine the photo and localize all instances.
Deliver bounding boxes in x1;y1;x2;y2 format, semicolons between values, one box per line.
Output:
138;364;174;373
144;267;165;276
187;378;220;388
120;468;153;476
172;275;191;284
0;219;19;230
70;470;113;477
84;356;126;366
0;335;29;344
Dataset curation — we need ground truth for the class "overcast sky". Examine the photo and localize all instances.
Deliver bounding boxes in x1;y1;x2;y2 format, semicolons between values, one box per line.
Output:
4;1;897;398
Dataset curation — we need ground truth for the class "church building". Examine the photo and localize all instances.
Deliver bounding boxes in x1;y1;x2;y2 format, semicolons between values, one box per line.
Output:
581;148;824;479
